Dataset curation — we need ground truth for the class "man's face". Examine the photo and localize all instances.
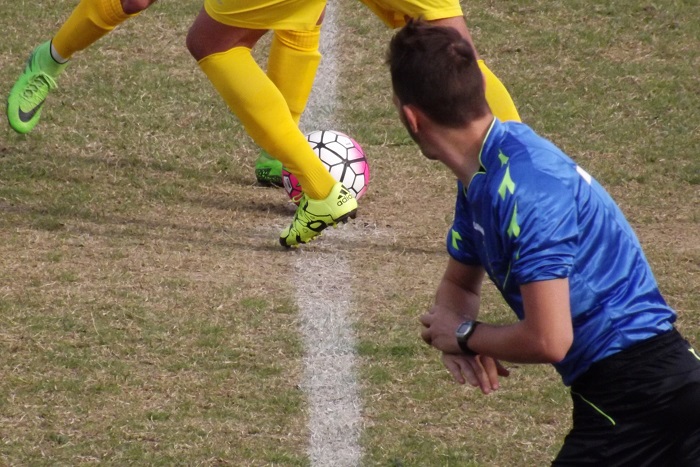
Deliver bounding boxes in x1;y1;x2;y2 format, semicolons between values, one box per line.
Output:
393;94;440;161
393;94;417;143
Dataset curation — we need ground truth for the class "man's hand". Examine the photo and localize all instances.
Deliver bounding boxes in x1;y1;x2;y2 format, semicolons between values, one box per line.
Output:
419;304;465;354
442;353;510;394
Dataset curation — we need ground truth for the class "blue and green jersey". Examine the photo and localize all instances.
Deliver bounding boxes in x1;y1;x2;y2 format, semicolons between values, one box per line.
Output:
447;118;675;385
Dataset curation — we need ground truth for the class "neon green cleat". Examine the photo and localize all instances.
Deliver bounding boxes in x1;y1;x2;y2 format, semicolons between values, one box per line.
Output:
7;41;68;134
280;182;358;247
255;150;284;186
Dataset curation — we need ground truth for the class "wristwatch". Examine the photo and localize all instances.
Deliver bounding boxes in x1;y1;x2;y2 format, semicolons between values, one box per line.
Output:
455;320;480;356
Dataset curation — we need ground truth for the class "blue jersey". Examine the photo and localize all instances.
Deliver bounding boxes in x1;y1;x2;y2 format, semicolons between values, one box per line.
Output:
447;119;676;385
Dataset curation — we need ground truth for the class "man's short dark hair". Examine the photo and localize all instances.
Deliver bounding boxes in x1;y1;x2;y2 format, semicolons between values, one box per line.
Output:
387;19;490;127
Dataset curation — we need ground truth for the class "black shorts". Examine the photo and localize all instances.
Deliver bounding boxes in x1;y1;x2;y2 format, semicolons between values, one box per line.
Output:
553;329;700;467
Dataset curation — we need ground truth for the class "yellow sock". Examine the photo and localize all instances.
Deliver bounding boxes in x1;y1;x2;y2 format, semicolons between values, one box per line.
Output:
267;26;322;125
478;60;521;122
198;47;336;200
52;0;134;59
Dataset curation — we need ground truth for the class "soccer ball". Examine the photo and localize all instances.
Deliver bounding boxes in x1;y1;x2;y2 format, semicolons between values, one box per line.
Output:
282;130;370;205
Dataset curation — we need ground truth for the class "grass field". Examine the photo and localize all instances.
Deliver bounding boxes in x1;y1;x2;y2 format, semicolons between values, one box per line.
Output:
1;0;698;465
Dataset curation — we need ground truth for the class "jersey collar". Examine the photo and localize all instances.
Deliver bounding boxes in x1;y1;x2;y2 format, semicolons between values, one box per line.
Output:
465;117;501;194
477;117;506;174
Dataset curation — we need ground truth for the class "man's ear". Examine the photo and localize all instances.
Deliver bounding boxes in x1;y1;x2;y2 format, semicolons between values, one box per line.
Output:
402;104;420;134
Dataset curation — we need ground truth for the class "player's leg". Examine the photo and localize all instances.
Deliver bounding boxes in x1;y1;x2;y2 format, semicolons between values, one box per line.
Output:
428;15;521;123
357;0;521;122
6;0;158;134
268;25;323;126
52;0;157;60
255;22;324;186
186;4;357;246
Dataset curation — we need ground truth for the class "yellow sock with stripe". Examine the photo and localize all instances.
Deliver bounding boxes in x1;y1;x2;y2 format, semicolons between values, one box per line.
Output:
198;47;336;200
478;60;521;122
267;26;322;125
52;0;135;59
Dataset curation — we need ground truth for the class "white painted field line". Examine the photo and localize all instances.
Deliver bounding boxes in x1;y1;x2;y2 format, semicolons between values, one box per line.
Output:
295;255;362;466
295;1;363;465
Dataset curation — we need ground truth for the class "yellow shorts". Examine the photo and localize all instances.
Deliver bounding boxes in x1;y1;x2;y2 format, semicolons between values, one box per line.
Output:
359;0;463;28
204;0;326;31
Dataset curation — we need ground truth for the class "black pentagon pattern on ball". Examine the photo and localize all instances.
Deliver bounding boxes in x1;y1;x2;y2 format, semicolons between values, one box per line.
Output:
309;130;368;198
281;130;370;203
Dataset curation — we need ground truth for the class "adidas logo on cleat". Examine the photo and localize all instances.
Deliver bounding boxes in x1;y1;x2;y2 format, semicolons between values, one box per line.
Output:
336;191;354;207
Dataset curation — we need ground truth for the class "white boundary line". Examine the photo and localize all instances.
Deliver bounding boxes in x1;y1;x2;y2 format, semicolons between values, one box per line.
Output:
295;255;362;466
296;2;363;465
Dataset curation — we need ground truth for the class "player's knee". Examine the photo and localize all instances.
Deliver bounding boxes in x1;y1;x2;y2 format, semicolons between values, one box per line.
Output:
274;29;321;52
185;23;216;62
185;29;201;60
121;0;157;15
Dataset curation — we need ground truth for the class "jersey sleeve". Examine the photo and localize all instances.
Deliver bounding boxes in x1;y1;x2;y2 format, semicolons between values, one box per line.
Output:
447;182;482;265
506;165;578;285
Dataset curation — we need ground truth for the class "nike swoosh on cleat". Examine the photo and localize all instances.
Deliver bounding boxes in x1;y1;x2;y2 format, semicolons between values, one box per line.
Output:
18;102;44;123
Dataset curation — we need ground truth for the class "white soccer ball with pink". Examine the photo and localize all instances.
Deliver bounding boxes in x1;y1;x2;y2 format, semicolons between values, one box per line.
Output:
282;130;370;205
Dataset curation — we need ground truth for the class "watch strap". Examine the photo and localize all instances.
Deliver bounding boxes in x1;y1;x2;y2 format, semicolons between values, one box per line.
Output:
456;320;480;356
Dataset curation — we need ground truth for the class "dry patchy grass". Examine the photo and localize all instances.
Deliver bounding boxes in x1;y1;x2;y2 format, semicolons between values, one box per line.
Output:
0;0;698;465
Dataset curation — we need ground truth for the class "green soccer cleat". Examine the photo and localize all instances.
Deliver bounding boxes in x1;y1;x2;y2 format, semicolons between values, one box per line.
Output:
7;41;67;134
255;150;284;186
280;182;358;247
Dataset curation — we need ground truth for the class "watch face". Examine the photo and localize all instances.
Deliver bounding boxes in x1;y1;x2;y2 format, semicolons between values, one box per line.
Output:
455;320;478;356
456;321;474;338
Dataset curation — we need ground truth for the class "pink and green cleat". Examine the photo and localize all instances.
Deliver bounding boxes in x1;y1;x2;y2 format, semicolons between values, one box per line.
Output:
254;150;284;186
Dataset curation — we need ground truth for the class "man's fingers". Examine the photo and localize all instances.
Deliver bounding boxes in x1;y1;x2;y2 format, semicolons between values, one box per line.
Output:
442;355;466;384
460;360;480;387
419;313;431;327
420;327;432;345
496;360;510;377
479;355;502;391
442;354;479;387
466;357;491;394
